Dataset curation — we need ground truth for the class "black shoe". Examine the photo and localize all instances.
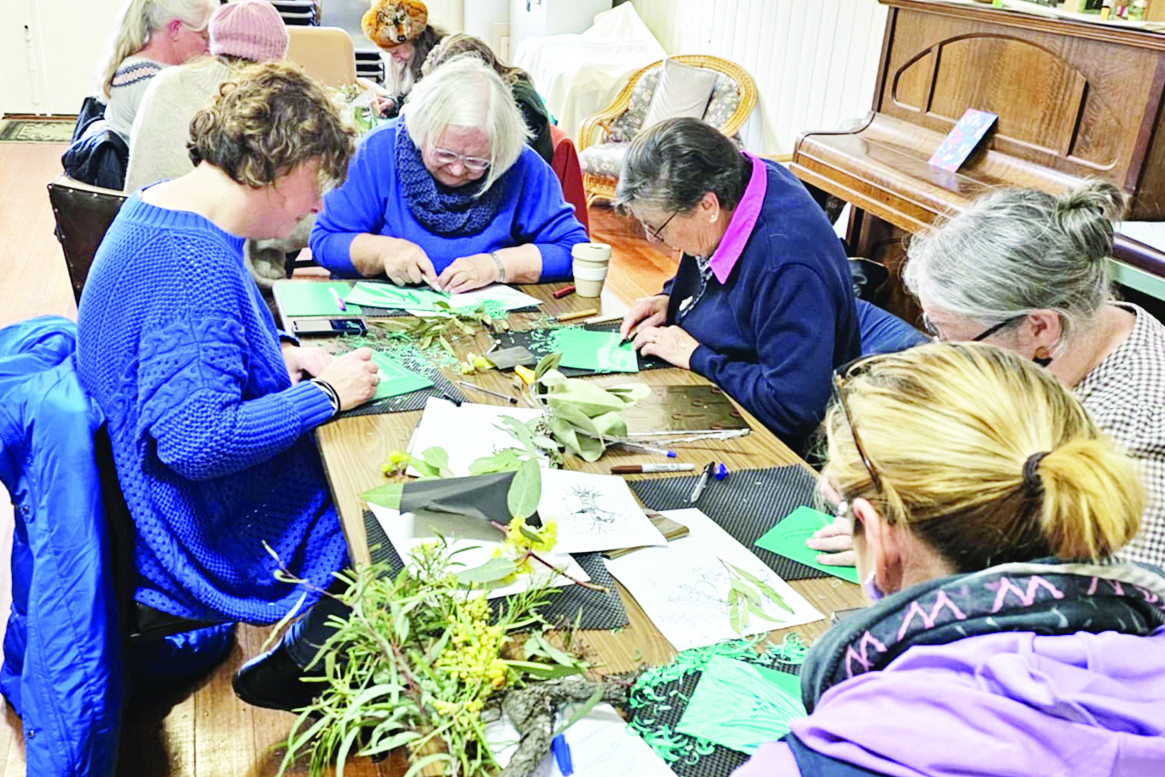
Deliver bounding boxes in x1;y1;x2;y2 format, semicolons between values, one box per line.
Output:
231;643;324;711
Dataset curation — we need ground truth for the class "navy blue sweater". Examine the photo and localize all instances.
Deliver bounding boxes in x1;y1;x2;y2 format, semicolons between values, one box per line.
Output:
76;195;347;623
672;162;859;453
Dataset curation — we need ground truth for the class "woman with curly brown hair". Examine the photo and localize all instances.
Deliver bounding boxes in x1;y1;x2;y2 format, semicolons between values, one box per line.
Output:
77;63;378;708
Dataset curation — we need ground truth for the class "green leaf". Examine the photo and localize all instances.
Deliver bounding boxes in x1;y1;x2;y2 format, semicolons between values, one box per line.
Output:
361;483;404;509
507;457;542;520
534;352;562;381
526;632;578;667
454;557;518;585
403;752;456;777
553;686;604;737
503;659;586;679
467;448;524;474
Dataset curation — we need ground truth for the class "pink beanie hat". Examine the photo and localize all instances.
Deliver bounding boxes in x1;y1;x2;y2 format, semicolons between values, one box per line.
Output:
209;1;290;63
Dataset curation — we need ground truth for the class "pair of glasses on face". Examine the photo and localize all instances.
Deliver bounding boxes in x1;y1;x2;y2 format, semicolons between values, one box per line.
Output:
923;313;1025;343
831;354;885;495
642;210;679;241
431;147;490;173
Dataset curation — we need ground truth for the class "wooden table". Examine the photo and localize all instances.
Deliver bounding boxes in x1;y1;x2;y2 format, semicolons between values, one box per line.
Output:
285;280;865;675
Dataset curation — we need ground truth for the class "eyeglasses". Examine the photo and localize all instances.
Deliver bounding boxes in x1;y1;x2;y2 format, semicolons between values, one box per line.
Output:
831;354;885;494
971;315;1025;342
923;313;1025;343
642;210;679;242
430;147;490;173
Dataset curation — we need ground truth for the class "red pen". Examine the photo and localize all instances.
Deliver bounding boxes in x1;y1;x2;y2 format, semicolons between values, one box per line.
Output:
553;284;575;299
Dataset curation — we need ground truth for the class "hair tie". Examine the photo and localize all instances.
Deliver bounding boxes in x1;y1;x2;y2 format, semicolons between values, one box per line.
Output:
1023;451;1050;492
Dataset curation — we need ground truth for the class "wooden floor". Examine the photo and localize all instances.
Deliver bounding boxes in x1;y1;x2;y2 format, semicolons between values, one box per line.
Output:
0;141;677;776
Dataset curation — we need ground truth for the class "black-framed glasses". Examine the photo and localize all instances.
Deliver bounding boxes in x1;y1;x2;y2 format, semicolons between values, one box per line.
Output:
971;315;1025;342
831;354;885;494
643;210;679;242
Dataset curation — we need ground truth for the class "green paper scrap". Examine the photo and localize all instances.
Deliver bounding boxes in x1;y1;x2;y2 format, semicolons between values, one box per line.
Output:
276;281;362;316
552;328;639;373
674;655;806;755
755;506;860;584
369;351;434;400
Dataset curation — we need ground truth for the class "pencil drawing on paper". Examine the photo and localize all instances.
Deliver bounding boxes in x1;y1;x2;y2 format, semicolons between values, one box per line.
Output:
565;484;621;533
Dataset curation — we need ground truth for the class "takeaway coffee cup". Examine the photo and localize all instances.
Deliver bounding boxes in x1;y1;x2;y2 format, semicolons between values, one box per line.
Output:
571;242;612;297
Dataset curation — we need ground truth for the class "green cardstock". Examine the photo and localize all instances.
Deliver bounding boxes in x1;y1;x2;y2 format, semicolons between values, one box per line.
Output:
755;506;860;584
345;282;450;313
276;281;362;316
674;655;806;754
369;351;434;400
552;328;640;373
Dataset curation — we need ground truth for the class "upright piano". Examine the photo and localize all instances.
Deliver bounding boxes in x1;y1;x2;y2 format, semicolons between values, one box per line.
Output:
791;0;1165;318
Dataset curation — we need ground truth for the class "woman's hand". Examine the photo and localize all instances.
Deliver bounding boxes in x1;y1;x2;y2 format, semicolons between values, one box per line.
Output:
634;325;699;370
619;294;669;341
806;519;856;567
354;236;438;287
315;347;380;410
437;253;499;294
281;344;334;384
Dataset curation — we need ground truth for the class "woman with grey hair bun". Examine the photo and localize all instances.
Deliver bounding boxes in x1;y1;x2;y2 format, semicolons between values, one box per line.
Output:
617;117;860;452
810;180;1165;570
310;56;587;293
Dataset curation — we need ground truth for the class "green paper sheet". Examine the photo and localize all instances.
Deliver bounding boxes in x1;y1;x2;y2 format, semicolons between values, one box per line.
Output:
552;328;639;373
755;506;860;584
370;351;434;400
674;655;806;754
276;281;362;316
345;282;450;312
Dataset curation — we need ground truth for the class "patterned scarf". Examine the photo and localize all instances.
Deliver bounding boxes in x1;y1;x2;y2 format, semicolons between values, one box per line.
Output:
799;558;1165;712
394;124;508;237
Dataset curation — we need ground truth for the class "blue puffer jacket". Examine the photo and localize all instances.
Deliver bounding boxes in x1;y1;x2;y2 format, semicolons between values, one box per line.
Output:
0;316;121;777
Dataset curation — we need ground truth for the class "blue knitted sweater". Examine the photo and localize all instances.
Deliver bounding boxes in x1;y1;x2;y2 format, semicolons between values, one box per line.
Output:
309;120;588;279
76;195;347;624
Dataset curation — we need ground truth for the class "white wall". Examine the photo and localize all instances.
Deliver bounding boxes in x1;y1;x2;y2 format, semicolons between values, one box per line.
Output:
631;0;888;157
0;0;123;115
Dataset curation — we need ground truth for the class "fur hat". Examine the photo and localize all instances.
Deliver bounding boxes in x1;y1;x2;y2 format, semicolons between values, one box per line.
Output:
209;0;290;63
362;0;428;50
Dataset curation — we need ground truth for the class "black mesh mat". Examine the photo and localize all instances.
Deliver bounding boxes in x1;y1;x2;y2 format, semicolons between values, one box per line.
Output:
337;365;465;418
489;323;669;377
363;510;628;629
630;466;826;581
627;646;802;777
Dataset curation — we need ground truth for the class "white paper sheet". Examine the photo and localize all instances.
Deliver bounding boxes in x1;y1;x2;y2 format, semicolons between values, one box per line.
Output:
407;397;545;477
448;284;542;313
368;503;588;599
538;470;666;554
485;703;676;777
603;508;824;651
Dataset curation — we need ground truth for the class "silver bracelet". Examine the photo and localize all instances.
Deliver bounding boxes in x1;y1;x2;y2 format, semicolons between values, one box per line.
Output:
489;250;506;283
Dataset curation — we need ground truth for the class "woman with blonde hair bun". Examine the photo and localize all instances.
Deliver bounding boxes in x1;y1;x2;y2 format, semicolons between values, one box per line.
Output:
736;342;1165;777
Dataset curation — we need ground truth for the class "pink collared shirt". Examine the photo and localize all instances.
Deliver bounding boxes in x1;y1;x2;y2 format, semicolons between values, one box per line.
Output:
707;153;768;285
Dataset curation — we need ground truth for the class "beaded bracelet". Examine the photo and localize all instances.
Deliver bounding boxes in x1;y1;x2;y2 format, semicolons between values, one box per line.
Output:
489;251;506;283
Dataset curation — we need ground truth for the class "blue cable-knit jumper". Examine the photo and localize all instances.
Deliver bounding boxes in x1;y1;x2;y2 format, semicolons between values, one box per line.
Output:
76;194;347;624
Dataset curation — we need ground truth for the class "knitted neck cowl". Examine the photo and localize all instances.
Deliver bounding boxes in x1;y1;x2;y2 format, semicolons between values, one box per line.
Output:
799;558;1165;712
394;124;508;237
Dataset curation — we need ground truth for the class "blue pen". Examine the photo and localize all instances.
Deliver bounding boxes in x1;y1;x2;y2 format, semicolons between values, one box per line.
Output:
551;732;573;776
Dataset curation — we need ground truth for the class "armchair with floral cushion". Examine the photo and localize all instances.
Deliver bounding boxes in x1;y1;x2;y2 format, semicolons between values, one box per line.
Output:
577;54;757;206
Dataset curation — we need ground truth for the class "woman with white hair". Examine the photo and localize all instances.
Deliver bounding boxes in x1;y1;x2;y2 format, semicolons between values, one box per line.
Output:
310;56;588;293
99;0;218;142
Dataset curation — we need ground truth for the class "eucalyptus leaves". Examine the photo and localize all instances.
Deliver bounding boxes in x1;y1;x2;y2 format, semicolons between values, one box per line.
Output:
528;353;651;462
